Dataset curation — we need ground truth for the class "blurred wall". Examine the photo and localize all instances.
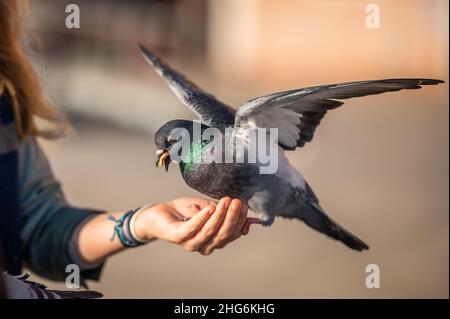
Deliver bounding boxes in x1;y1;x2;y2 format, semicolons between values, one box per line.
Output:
207;0;448;87
28;0;448;128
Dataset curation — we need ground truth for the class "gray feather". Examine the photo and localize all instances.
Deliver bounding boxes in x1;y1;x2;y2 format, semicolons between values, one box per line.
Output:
235;78;444;150
139;44;235;127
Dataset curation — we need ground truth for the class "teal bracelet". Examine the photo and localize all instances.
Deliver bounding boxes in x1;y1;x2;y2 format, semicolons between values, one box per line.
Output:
108;208;144;248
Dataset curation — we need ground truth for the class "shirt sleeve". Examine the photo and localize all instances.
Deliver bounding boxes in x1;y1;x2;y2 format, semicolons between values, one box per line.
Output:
18;136;105;282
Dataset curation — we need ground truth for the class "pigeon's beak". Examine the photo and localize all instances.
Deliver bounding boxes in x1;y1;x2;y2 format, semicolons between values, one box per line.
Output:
156;149;171;172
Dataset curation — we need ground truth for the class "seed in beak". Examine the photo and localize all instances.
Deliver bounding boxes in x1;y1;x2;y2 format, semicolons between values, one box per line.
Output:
156;149;170;170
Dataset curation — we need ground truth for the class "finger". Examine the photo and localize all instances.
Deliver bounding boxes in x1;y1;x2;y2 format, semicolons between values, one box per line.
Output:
201;199;242;254
183;198;217;218
185;198;209;213
171;205;214;243
232;203;248;239
218;199;243;243
182;197;230;251
189;197;216;210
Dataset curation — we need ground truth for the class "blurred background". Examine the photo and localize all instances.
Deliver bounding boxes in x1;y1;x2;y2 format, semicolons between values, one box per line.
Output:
26;0;448;298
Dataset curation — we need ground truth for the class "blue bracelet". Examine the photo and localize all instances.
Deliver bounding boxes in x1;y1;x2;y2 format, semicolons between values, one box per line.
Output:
108;208;145;248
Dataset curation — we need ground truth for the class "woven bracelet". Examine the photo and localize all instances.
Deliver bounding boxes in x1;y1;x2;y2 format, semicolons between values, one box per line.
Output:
108;208;146;248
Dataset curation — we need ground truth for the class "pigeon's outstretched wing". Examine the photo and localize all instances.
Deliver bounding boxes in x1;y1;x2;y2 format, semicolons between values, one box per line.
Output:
139;44;235;127
234;78;444;150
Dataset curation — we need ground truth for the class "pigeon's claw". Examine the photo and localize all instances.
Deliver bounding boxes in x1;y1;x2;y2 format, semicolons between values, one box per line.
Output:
242;218;263;235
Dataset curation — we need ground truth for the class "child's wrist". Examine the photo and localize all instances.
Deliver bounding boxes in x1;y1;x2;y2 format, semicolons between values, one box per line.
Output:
133;205;157;241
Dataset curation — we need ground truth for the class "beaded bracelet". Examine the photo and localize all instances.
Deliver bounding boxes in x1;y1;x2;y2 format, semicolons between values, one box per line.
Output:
108;208;147;248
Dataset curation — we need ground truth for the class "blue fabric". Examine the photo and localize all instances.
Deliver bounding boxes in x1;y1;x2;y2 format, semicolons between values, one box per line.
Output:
17;137;104;281
0;88;104;281
0;91;22;275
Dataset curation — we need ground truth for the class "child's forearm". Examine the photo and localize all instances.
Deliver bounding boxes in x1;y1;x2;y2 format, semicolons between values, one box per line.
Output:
75;197;249;265
76;212;128;265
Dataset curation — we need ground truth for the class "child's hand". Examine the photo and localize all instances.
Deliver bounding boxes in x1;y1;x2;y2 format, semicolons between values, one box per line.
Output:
134;197;249;255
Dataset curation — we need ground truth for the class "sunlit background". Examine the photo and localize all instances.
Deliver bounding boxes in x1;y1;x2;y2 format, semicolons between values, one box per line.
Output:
26;0;448;298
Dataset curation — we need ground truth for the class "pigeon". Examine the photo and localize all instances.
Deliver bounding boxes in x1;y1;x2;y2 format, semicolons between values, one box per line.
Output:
139;44;443;251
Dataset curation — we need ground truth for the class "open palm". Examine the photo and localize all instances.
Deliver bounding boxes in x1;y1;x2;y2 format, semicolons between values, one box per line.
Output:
136;196;250;255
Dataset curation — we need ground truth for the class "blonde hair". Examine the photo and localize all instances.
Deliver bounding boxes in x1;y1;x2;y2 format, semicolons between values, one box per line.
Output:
0;0;65;140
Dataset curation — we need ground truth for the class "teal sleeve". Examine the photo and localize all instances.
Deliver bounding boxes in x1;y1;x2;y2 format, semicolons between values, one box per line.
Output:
18;137;104;281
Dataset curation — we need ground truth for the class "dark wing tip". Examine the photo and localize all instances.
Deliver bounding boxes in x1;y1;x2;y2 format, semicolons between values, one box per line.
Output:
395;78;444;86
416;78;445;85
138;42;160;67
138;42;149;56
372;78;444;89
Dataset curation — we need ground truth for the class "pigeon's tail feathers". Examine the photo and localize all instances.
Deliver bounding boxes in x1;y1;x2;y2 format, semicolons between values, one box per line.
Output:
303;200;369;251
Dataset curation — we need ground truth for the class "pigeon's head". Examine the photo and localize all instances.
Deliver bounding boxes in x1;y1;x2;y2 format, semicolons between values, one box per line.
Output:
154;119;197;171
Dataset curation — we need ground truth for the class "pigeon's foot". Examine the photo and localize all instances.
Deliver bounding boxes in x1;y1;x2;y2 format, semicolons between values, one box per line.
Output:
242;218;263;235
